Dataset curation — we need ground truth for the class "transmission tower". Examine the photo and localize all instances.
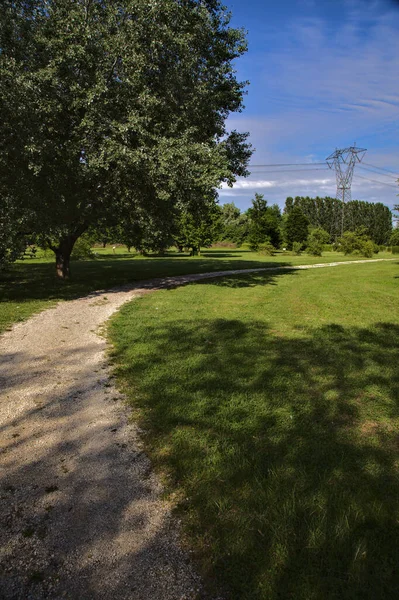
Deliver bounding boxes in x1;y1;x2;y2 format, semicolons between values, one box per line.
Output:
326;145;367;234
326;145;367;202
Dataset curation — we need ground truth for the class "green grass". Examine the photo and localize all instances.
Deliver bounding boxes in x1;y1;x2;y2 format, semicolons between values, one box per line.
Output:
0;245;393;334
109;261;399;600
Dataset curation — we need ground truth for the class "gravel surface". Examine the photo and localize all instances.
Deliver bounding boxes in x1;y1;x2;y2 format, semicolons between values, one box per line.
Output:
0;259;393;599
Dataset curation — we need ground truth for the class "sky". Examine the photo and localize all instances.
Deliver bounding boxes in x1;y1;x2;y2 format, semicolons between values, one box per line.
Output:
220;0;399;213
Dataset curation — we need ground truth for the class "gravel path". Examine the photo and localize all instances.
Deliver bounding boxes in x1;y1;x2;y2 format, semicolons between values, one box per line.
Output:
0;258;393;599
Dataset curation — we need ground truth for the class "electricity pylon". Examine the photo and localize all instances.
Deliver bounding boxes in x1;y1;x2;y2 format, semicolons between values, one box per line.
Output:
326;145;367;234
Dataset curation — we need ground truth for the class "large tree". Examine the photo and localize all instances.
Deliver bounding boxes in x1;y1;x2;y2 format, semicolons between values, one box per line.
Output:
0;0;251;277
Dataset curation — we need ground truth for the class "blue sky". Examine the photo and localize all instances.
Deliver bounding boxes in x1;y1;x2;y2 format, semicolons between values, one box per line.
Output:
221;0;399;212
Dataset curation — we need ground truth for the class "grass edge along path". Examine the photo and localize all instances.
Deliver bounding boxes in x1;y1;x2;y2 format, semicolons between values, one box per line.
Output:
109;260;399;600
0;256;395;336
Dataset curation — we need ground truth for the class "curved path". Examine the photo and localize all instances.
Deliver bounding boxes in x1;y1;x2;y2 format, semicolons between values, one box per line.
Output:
0;258;393;599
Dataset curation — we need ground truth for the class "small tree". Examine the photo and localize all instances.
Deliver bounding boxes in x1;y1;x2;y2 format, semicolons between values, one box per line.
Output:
306;228;330;256
174;201;222;256
247;194;281;251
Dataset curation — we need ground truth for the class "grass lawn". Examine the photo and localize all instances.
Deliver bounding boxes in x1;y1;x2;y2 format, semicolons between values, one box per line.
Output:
0;245;393;334
109;260;399;600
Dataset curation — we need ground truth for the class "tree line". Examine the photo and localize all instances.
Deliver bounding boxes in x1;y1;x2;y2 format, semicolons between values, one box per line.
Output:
216;194;394;251
83;192;394;257
284;196;393;245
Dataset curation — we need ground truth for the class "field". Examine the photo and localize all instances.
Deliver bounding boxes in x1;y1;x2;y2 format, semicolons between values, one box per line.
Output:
109;260;399;599
0;246;393;334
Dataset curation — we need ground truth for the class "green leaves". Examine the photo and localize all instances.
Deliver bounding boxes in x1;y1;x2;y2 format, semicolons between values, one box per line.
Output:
0;0;251;273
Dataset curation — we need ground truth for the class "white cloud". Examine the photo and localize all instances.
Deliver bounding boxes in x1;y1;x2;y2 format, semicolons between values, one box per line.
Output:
221;177;334;191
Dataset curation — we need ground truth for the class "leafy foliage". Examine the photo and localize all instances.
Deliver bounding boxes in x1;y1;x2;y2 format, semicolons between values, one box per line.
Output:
306;228;330;256
257;241;276;256
389;228;399;246
284;206;309;249
0;0;251;276
336;227;376;258
0;196;30;268
174;201;222;255
292;241;302;255
218;202;249;246
247;194;282;251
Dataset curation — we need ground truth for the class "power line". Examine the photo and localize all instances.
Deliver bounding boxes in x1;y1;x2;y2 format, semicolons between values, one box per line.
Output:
358;165;398;180
363;162;399;176
249;162;326;167
354;174;398;188
247;168;330;175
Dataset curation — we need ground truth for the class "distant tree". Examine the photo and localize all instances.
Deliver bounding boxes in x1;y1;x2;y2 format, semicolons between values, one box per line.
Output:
390;228;399;246
219;202;249;245
285;206;309;250
284;197;294;214
247;194;281;250
175;200;222;256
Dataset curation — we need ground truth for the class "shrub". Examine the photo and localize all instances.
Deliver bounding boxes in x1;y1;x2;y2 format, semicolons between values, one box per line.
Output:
258;241;276;256
392;246;399;254
336;228;375;258
306;228;330;256
362;240;375;258
71;235;94;260
292;241;302;255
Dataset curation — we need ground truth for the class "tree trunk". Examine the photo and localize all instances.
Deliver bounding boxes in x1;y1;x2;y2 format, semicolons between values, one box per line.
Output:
54;236;77;279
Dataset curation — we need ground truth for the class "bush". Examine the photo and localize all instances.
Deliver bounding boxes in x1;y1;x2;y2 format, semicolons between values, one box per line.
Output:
258;241;276;256
392;246;399;254
362;240;375;258
71;235;94;260
336;228;375;258
292;241;302;255
306;228;330;256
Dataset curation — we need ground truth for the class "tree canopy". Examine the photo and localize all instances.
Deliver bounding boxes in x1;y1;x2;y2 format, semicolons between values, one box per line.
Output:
0;0;251;276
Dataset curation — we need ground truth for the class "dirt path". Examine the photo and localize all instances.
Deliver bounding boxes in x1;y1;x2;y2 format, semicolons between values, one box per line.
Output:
0;259;393;599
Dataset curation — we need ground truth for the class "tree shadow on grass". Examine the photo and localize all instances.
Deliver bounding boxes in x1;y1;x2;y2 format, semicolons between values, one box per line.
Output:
0;259;293;304
111;317;399;600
